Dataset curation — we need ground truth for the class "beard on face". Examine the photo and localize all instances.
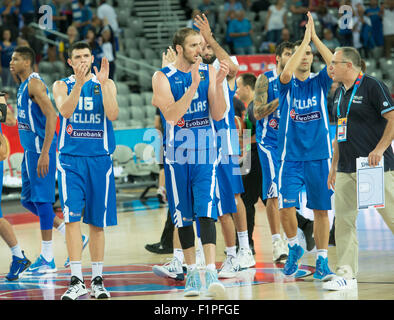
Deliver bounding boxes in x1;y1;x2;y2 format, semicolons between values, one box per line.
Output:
202;54;216;65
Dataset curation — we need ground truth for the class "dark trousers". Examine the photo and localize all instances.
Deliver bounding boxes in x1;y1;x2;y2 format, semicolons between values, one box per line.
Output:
160;209;174;249
240;146;266;248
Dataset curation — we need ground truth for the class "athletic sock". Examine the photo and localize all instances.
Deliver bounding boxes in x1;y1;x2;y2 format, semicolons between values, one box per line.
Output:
317;249;328;259
41;240;54;262
10;244;24;259
226;246;237;258
237;231;250;249
173;248;184;263
272;233;282;243
288;236;299;247
70;261;83;282
91;261;103;280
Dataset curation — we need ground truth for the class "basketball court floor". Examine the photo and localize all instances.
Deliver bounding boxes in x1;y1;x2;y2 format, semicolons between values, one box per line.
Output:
0;193;393;301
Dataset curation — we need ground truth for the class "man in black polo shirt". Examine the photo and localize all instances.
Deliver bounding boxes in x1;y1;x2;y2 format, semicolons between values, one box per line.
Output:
325;46;394;291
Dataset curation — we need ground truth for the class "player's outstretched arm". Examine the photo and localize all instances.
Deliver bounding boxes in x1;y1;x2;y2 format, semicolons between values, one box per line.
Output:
309;12;333;67
280;18;312;84
253;73;279;120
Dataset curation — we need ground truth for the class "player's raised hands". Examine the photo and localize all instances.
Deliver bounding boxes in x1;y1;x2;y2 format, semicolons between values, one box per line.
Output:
75;61;90;87
191;56;202;86
194;14;212;41
162;46;176;68
216;60;229;84
307;12;317;41
94;57;110;85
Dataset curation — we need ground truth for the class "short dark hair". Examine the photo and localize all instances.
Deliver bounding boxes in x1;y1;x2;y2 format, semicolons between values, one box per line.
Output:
14;46;36;67
172;28;199;54
239;73;257;90
275;41;294;57
68;41;92;58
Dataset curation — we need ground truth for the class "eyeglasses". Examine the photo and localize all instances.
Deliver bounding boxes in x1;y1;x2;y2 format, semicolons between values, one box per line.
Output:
330;60;350;66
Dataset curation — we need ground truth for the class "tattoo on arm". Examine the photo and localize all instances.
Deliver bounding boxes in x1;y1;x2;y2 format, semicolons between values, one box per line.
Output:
253;74;279;119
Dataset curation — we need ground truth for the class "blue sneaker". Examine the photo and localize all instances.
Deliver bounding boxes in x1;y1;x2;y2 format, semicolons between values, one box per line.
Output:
283;244;304;276
184;268;202;297
26;255;57;274
64;234;89;268
205;269;226;298
313;256;335;281
6;251;31;281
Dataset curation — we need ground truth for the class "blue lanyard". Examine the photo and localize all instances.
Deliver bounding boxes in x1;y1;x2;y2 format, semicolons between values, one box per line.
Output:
336;72;364;119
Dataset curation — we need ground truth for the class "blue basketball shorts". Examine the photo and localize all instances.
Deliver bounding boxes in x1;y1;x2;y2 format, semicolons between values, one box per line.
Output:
278;159;333;210
215;152;244;216
21;150;56;204
257;143;279;200
163;148;218;228
57;154;117;228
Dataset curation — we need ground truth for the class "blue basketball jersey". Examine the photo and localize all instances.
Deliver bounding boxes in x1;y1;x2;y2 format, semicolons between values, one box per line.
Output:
57;74;116;156
277;66;333;161
256;69;280;147
17;73;57;153
159;63;214;150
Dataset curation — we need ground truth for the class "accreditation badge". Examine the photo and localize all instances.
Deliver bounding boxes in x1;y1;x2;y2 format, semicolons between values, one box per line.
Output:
337;117;347;142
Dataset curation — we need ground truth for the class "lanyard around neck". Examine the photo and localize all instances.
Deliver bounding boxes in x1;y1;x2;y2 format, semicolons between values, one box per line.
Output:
336;72;364;118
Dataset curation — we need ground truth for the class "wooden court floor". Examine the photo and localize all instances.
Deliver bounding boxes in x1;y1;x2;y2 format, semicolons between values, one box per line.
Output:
0;196;393;301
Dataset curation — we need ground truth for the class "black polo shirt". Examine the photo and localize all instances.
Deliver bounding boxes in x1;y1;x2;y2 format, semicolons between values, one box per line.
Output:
333;74;394;173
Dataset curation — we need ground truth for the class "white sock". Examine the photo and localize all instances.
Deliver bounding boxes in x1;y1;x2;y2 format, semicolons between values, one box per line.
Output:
288;236;299;247
91;261;103;280
237;231;250;249
41;240;54;262
272;233;282;242
11;244;24;259
173;248;184;263
226;246;237;258
206;263;216;271
56;222;66;237
197;237;203;251
70;261;83;281
317;249;328;259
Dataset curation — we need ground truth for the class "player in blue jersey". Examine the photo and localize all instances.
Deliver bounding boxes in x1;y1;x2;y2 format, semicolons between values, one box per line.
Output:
196;14;255;276
152;27;229;298
277;13;336;280
0;92;32;281
10;46;71;276
53;41;118;300
253;42;294;263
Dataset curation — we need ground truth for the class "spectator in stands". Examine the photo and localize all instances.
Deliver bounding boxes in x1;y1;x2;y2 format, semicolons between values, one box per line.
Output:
316;6;338;35
383;0;394;58
224;0;244;22
365;0;384;49
264;0;287;46
100;25;116;80
289;0;309;41
97;0;119;51
15;0;35;26
228;9;254;54
279;27;292;43
0;29;16;88
322;28;340;52
59;25;79;74
0;0;19;37
75;0;93;40
85;28;104;73
198;0;218;31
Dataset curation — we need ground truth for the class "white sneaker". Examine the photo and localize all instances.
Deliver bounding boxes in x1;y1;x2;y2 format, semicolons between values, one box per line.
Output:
237;247;255;269
218;255;240;278
152;257;185;281
323;265;357;291
272;238;288;263
91;276;111;299
61;276;89;300
196;247;206;270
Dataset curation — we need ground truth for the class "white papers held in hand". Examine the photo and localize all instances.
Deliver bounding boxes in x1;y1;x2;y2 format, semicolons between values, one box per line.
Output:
356;157;385;210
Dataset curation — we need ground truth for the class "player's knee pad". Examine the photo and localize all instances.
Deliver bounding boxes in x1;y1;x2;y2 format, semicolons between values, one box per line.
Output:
198;217;216;245
178;224;195;250
21;200;38;216
35;202;55;230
